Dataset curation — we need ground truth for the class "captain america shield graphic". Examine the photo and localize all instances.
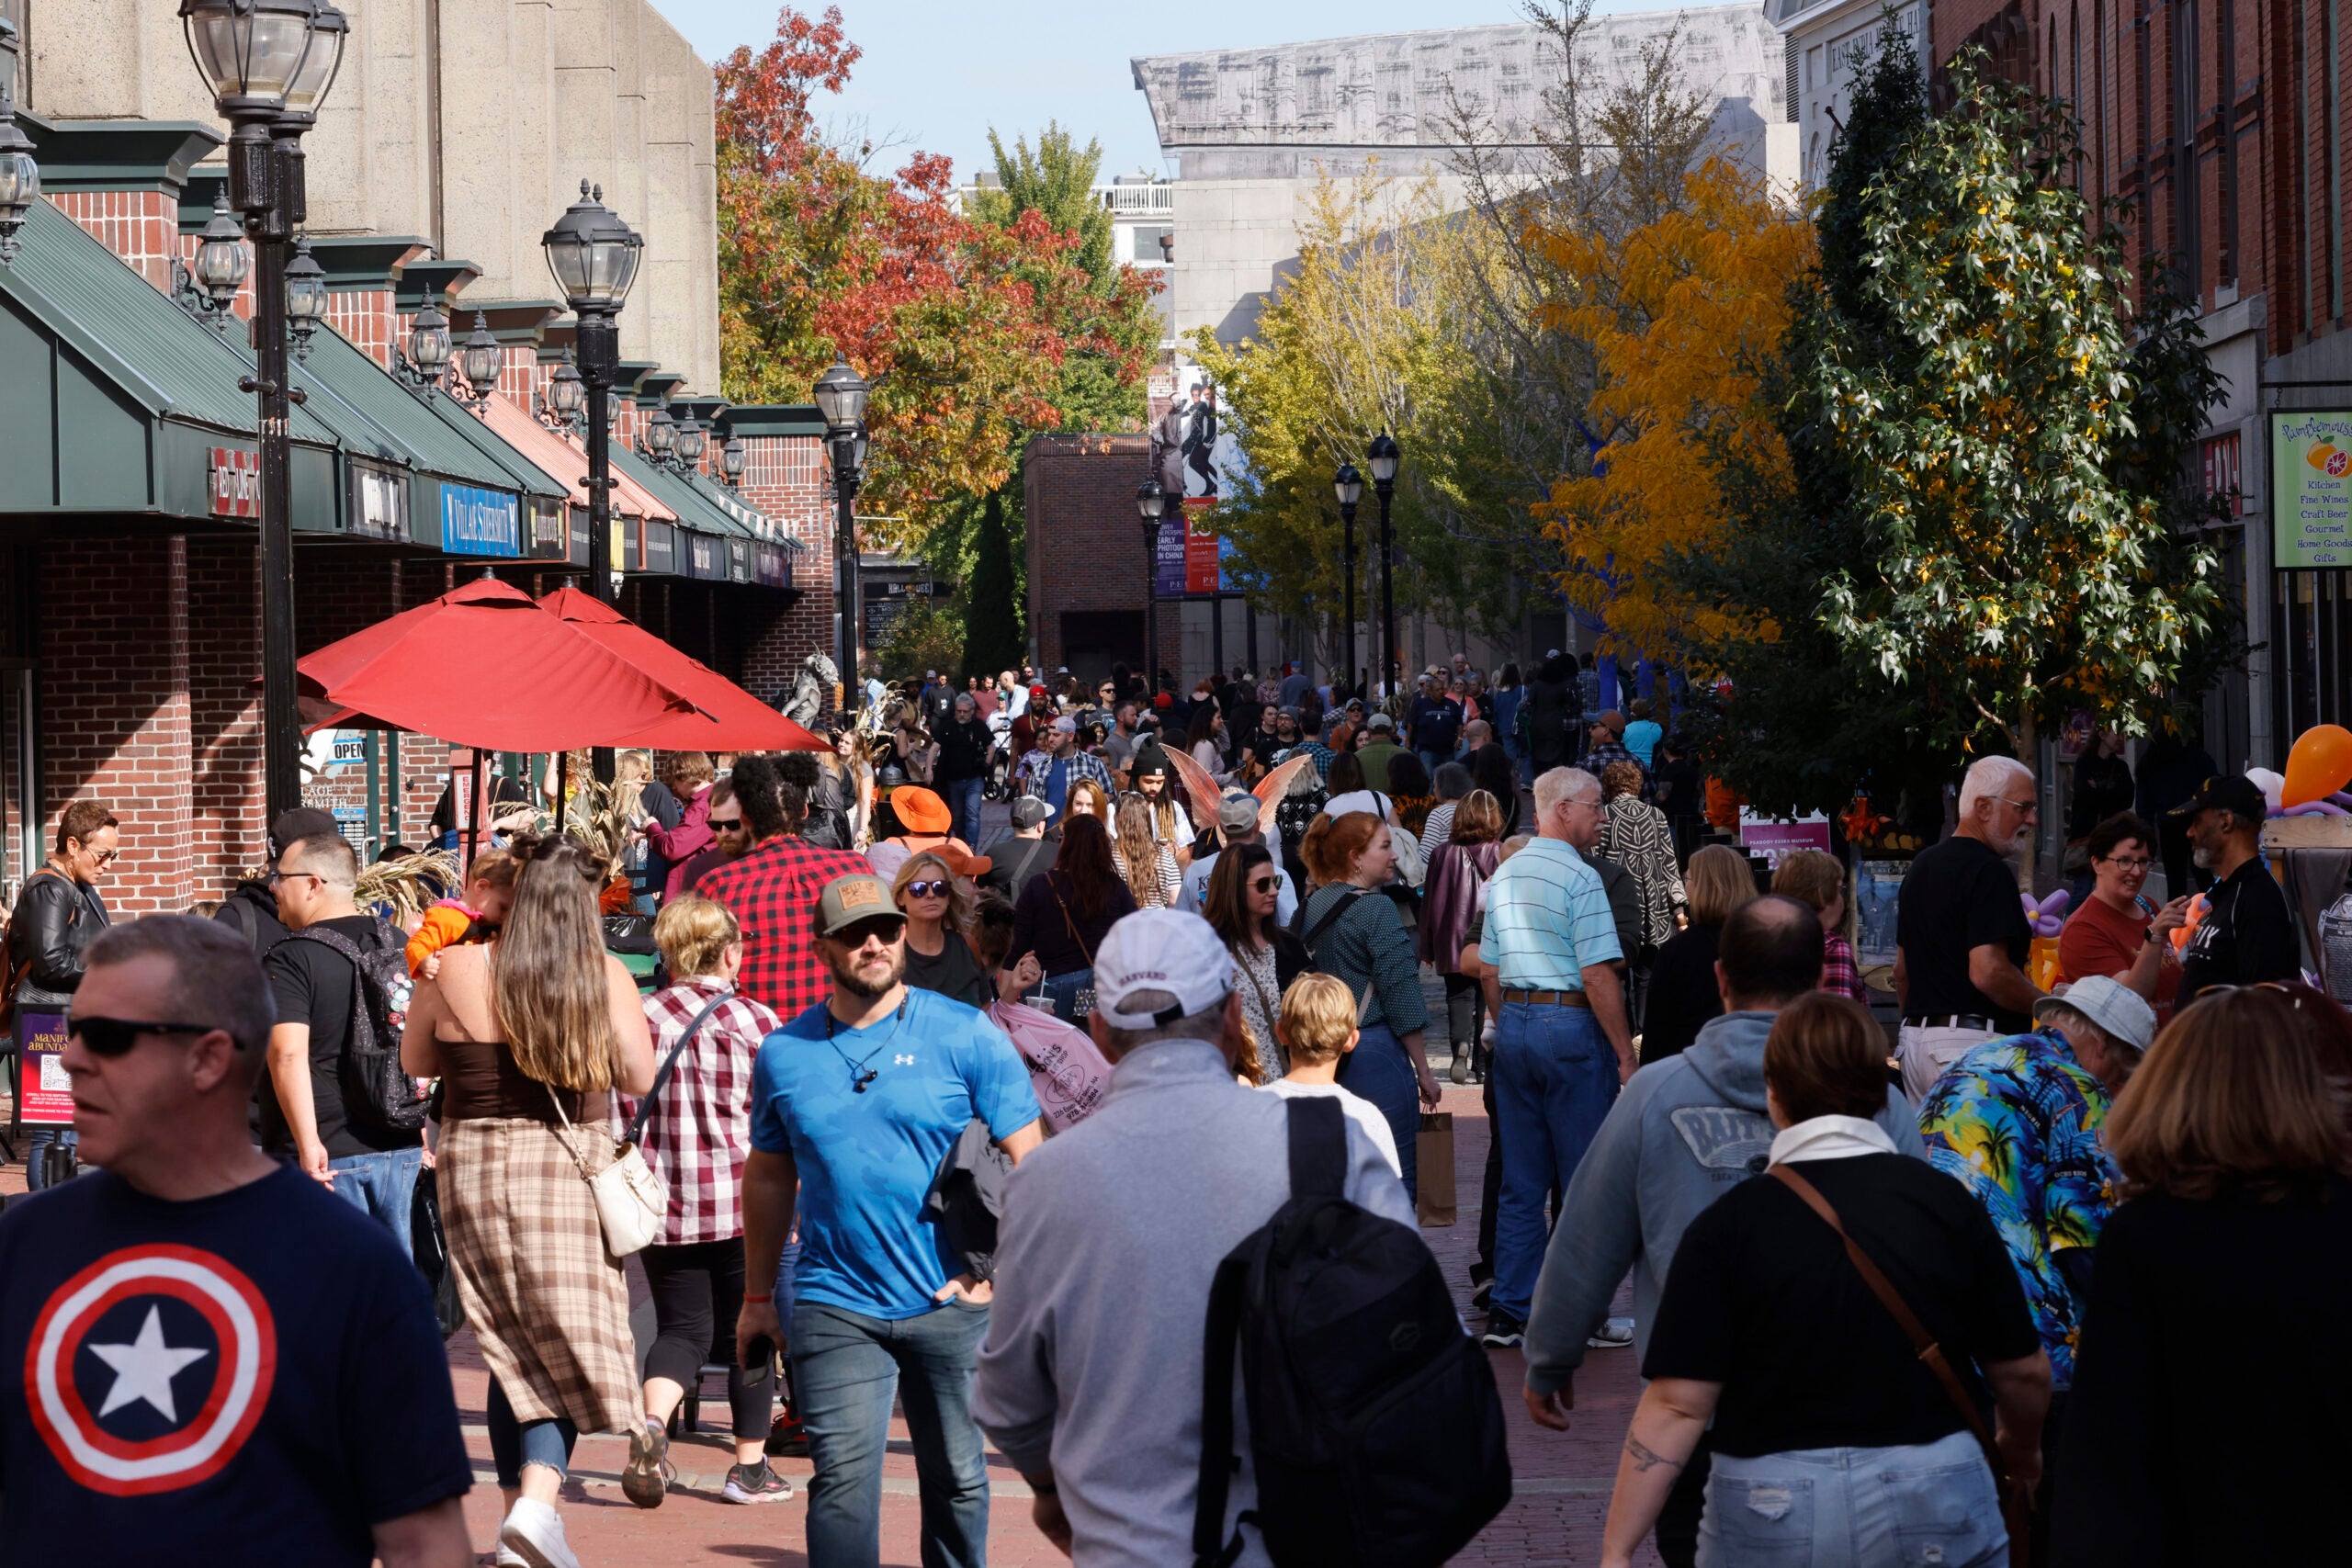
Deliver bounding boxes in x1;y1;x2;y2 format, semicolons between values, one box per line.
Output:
25;1244;277;1496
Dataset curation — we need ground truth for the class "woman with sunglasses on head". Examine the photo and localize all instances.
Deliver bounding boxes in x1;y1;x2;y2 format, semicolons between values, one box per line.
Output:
8;797;117;1189
892;852;989;1009
1204;843;1309;1079
2056;812;2188;1022
401;833;659;1568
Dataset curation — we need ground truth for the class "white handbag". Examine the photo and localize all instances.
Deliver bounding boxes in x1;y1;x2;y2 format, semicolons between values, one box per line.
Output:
541;994;725;1258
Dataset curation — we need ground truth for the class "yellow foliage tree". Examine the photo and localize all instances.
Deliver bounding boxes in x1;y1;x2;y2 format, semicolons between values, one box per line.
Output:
1526;158;1815;657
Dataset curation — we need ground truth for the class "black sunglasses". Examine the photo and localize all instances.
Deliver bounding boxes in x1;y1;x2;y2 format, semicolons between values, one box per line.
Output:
902;879;951;899
1250;875;1282;892
68;1016;221;1056
710;816;746;830
831;917;907;947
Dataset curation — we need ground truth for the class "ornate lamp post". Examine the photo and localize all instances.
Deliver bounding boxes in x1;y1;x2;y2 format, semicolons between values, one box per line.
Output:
1367;432;1399;697
719;433;746;487
1136;478;1166;695
175;191;250;332
673;412;707;474
0;18;38;266
540;180;643;612
1332;462;1362;695
643;406;676;464
283;238;326;359
814;360;871;718
180;0;349;821
537;349;586;432
452;311;502;412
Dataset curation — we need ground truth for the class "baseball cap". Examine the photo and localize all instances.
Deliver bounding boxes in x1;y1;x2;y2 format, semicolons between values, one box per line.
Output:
2036;975;2156;1054
1216;790;1261;836
270;807;341;860
1092;908;1235;1031
1009;795;1053;829
1594;710;1628;736
2168;773;2267;823
813;873;904;939
1052;716;1078;734
1365;712;1396;733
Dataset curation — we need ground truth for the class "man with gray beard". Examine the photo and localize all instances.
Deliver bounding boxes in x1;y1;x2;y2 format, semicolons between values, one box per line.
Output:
1892;755;2044;1100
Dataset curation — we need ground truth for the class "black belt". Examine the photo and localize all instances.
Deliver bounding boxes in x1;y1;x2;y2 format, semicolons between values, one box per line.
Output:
1901;1014;1993;1032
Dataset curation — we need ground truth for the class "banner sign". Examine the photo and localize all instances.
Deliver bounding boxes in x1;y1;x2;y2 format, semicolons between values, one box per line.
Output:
1182;499;1221;594
18;1011;72;1125
440;483;520;557
346;457;408;541
209;447;260;519
1739;811;1833;870
684;531;722;581
1154;515;1187;597
2273;412;2352;569
644;519;676;575
729;539;752;583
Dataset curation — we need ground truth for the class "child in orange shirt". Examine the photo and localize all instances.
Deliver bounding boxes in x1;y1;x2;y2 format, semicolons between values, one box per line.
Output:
405;850;518;978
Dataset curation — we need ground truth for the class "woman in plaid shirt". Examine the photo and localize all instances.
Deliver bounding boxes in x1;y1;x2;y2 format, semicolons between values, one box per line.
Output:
616;896;793;1509
1774;849;1871;1003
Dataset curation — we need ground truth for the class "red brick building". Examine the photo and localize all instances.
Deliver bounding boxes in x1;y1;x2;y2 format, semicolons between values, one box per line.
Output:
1023;434;1182;682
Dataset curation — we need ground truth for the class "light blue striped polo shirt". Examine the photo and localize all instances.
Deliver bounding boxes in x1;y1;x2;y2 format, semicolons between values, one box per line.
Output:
1478;838;1623;989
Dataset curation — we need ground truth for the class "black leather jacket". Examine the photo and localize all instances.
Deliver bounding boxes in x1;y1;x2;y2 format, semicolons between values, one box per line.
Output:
7;869;110;1010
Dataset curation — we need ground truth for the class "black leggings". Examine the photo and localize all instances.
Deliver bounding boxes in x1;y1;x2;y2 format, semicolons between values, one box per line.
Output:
1442;973;1483;1053
640;1237;775;1440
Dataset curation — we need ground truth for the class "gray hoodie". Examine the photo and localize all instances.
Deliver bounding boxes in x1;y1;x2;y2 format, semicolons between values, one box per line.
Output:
1521;1009;1926;1394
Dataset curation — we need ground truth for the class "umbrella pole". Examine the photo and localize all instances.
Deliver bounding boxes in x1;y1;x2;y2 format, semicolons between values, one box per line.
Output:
557;750;571;838
468;750;485;868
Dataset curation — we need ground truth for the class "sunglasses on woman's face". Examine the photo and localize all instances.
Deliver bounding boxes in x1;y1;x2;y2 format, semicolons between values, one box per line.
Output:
903;879;951;899
67;1016;219;1056
1249;875;1282;893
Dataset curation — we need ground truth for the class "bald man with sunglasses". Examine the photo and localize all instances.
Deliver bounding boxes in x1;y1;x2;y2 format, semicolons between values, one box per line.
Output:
0;917;473;1567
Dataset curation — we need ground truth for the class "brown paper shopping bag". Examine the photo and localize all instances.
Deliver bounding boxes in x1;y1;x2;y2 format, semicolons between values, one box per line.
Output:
1416;1111;1457;1227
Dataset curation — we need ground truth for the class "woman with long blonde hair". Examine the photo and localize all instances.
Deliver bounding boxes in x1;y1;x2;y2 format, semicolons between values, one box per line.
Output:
402;833;658;1568
893;850;989;1008
1112;793;1181;908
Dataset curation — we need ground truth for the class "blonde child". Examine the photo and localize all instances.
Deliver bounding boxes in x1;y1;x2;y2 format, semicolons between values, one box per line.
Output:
1265;973;1402;1178
404;849;518;978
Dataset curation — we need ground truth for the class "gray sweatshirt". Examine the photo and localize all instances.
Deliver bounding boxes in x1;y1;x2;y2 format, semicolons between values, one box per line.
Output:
972;1038;1413;1568
1521;1010;1928;1395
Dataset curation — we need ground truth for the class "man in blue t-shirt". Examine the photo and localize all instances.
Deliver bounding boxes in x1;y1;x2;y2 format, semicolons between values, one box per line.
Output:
0;917;472;1568
738;873;1043;1568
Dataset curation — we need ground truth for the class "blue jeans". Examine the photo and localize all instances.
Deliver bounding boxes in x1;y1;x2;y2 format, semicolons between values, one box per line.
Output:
945;776;986;849
1698;1430;2007;1568
24;1127;77;1190
790;1298;991;1568
1337;1021;1421;1201
485;1378;578;1489
329;1145;424;1264
1491;999;1618;1321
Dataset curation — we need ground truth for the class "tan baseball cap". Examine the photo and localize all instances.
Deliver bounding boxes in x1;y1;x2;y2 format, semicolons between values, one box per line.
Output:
813;873;905;939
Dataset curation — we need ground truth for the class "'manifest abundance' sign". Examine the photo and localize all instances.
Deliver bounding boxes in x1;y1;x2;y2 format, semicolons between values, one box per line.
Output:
208;448;259;519
2272;412;2352;569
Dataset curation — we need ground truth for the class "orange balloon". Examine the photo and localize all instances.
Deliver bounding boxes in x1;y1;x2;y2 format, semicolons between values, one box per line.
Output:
2171;893;2208;951
2283;725;2352;807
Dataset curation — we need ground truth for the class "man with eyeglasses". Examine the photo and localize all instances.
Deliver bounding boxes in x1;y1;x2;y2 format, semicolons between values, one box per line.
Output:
258;832;425;1256
0;916;474;1567
1894;754;2046;1101
737;873;1042;1568
8;797;118;1190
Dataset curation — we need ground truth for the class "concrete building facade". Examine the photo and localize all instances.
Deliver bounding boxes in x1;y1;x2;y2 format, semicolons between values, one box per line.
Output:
1766;0;1922;189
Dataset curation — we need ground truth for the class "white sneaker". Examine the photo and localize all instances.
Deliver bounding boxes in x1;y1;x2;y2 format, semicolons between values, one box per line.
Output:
499;1500;583;1568
494;1551;528;1568
1587;1316;1635;1349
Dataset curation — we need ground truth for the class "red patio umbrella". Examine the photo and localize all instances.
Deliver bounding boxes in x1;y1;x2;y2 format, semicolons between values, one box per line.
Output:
295;577;702;752
537;586;828;750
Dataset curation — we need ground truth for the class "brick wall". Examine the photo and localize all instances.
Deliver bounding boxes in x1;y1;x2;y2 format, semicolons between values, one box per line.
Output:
1023;433;1178;679
740;434;836;715
187;534;263;895
49;190;181;293
325;288;397;368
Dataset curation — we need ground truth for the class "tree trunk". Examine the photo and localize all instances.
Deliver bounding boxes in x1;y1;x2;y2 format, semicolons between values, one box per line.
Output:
2017;708;2038;896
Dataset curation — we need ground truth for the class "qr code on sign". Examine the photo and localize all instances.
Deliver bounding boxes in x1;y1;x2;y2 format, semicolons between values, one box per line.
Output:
40;1055;68;1092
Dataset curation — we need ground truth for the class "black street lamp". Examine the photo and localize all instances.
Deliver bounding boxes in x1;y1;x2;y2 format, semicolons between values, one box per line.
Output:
814;359;870;718
1332;462;1361;694
1136;478;1166;694
1367;432;1399;696
673;412;707;473
283;238;327;360
181;0;349;823
175;191;250;332
393;289;452;390
537;349;586;432
453;311;501;412
719;432;746;487
541;179;644;614
643;406;676;463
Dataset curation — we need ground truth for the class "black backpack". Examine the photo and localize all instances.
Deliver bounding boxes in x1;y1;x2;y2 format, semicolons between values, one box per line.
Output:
292;921;427;1134
1193;1098;1510;1568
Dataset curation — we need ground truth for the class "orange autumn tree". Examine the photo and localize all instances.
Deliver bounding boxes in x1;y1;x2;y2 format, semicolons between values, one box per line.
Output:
1524;158;1813;657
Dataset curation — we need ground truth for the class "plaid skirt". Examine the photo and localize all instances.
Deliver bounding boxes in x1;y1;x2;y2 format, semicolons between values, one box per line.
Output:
439;1116;638;1433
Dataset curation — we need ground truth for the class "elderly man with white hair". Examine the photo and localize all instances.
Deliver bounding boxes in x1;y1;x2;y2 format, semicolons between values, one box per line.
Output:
1894;754;2044;1100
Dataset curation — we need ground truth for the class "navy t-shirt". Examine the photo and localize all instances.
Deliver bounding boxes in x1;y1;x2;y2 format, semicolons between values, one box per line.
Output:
0;1166;471;1567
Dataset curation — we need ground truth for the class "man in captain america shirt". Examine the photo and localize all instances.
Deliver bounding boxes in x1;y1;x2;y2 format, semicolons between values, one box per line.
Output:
0;916;473;1568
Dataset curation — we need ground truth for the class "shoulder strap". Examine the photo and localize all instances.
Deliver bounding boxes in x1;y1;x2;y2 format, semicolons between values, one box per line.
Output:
1193;1252;1253;1568
1286;1093;1348;1199
1768;1164;2005;1477
1300;887;1365;951
1049;874;1094;967
625;991;732;1147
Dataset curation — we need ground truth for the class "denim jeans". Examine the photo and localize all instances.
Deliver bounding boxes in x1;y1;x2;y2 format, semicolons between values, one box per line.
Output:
1491;1000;1618;1321
1697;1429;2007;1568
790;1298;991;1568
1337;1021;1421;1201
945;776;986;850
24;1127;78;1190
329;1145;424;1263
1419;748;1453;782
486;1378;578;1489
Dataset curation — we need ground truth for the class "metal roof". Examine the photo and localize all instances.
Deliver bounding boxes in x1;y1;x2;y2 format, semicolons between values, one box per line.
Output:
288;325;555;496
0;197;340;445
613;446;751;541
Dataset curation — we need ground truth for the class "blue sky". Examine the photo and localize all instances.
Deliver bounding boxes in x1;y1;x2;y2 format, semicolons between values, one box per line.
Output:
650;0;1631;182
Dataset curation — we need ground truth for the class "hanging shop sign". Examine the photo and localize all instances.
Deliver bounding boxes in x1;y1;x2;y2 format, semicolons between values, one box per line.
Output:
531;501;570;559
729;539;752;583
346;457;410;542
440;483;521;557
209;447;260;519
644;519;676;575
2272;412;2352;570
684;531;722;581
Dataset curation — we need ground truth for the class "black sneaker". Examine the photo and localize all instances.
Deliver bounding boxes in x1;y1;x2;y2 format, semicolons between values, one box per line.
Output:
1479;1313;1525;1349
621;1416;671;1509
724;1461;795;1505
1469;1278;1494;1314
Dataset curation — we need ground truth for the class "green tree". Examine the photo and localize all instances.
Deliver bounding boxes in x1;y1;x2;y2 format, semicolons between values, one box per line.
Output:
959;491;1025;680
1671;30;2232;816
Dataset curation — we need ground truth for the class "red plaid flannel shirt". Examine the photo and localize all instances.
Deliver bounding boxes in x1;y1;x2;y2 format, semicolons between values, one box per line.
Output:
615;978;782;1246
693;835;875;1020
1822;931;1869;1003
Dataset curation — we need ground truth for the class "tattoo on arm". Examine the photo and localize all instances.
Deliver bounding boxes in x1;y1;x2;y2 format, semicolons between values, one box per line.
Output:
1624;1435;1685;1474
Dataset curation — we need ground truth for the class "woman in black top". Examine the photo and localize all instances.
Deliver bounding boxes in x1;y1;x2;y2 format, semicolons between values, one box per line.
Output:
2053;985;2352;1568
1640;846;1756;1063
892;852;988;1010
1007;815;1136;1023
1600;993;2050;1568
